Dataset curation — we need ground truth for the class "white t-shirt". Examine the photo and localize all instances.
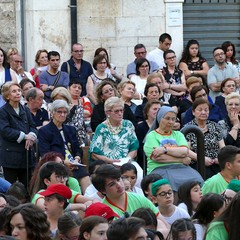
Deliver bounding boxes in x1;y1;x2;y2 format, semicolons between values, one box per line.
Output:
132;186;144;196
178;202;195;217
131;75;147;96
10;69;34;83
194;223;206;240
161;206;190;225
0;70;5;87
147;48;165;69
84;184;103;201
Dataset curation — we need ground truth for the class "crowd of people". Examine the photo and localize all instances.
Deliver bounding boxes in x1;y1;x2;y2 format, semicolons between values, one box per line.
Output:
0;32;240;240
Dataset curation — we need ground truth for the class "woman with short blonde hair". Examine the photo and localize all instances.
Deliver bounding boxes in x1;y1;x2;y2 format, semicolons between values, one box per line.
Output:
118;80;137;113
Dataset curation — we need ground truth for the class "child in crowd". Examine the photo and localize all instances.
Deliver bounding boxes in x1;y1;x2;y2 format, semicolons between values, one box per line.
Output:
192;193;225;240
122;178;132;192
39;184;73;237
166;218;196;240
141;173;163;203
79;216;108;240
84;160;106;200
120;163;144;195
152;179;190;225
177;181;202;216
56;212;82;240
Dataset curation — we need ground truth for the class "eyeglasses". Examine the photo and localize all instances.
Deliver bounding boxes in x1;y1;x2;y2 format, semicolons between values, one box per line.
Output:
195;93;207;99
166;56;176;60
56;110;68;115
102;88;114;94
14;60;23;64
111;109;124;114
73;50;84;53
55;175;68;182
156;190;173;198
214;52;225;57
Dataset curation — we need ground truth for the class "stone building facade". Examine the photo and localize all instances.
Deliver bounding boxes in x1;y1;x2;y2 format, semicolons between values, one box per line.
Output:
0;0;184;76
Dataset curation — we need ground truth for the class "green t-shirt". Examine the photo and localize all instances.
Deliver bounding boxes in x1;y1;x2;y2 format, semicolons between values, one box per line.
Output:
31;188;81;205
67;177;81;193
102;191;159;217
205;221;228;240
202;173;228;195
143;130;188;174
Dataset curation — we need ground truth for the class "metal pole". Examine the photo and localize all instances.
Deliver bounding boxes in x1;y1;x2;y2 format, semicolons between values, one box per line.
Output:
20;0;26;68
69;0;78;46
181;125;206;179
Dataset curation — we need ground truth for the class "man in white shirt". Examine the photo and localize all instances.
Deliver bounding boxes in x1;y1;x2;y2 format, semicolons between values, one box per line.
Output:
147;33;172;70
10;54;34;83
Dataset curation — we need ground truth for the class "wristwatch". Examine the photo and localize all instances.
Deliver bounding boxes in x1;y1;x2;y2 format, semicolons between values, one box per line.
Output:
190;70;194;75
21;73;25;77
47;86;50;91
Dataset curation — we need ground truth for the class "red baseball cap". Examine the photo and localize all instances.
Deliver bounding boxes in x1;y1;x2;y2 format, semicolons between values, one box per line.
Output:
85;202;119;219
39;184;72;199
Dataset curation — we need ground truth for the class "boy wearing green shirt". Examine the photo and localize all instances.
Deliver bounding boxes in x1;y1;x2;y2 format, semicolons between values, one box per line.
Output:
92;164;170;238
202;145;240;195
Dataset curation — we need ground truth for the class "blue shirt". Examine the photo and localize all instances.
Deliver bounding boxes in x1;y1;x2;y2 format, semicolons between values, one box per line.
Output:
183;103;224;125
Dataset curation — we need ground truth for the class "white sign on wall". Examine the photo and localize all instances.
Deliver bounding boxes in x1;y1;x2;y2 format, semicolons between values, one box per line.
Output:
168;7;181;27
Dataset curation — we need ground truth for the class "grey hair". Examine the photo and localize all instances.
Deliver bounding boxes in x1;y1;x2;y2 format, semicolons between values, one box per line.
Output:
104;96;124;112
51;87;72;104
225;92;240;106
50;99;70;113
1;82;21;102
26;87;38;101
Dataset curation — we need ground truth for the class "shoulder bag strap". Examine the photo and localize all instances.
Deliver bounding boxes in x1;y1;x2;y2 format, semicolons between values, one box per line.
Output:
53;71;61;87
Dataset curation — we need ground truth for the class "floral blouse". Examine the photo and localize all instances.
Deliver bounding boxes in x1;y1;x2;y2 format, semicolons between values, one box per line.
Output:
164;67;183;85
89;120;139;161
65;105;86;146
185;119;223;159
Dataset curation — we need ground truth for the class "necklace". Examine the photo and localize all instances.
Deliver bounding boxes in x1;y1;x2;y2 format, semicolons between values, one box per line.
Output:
106;118;122;135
